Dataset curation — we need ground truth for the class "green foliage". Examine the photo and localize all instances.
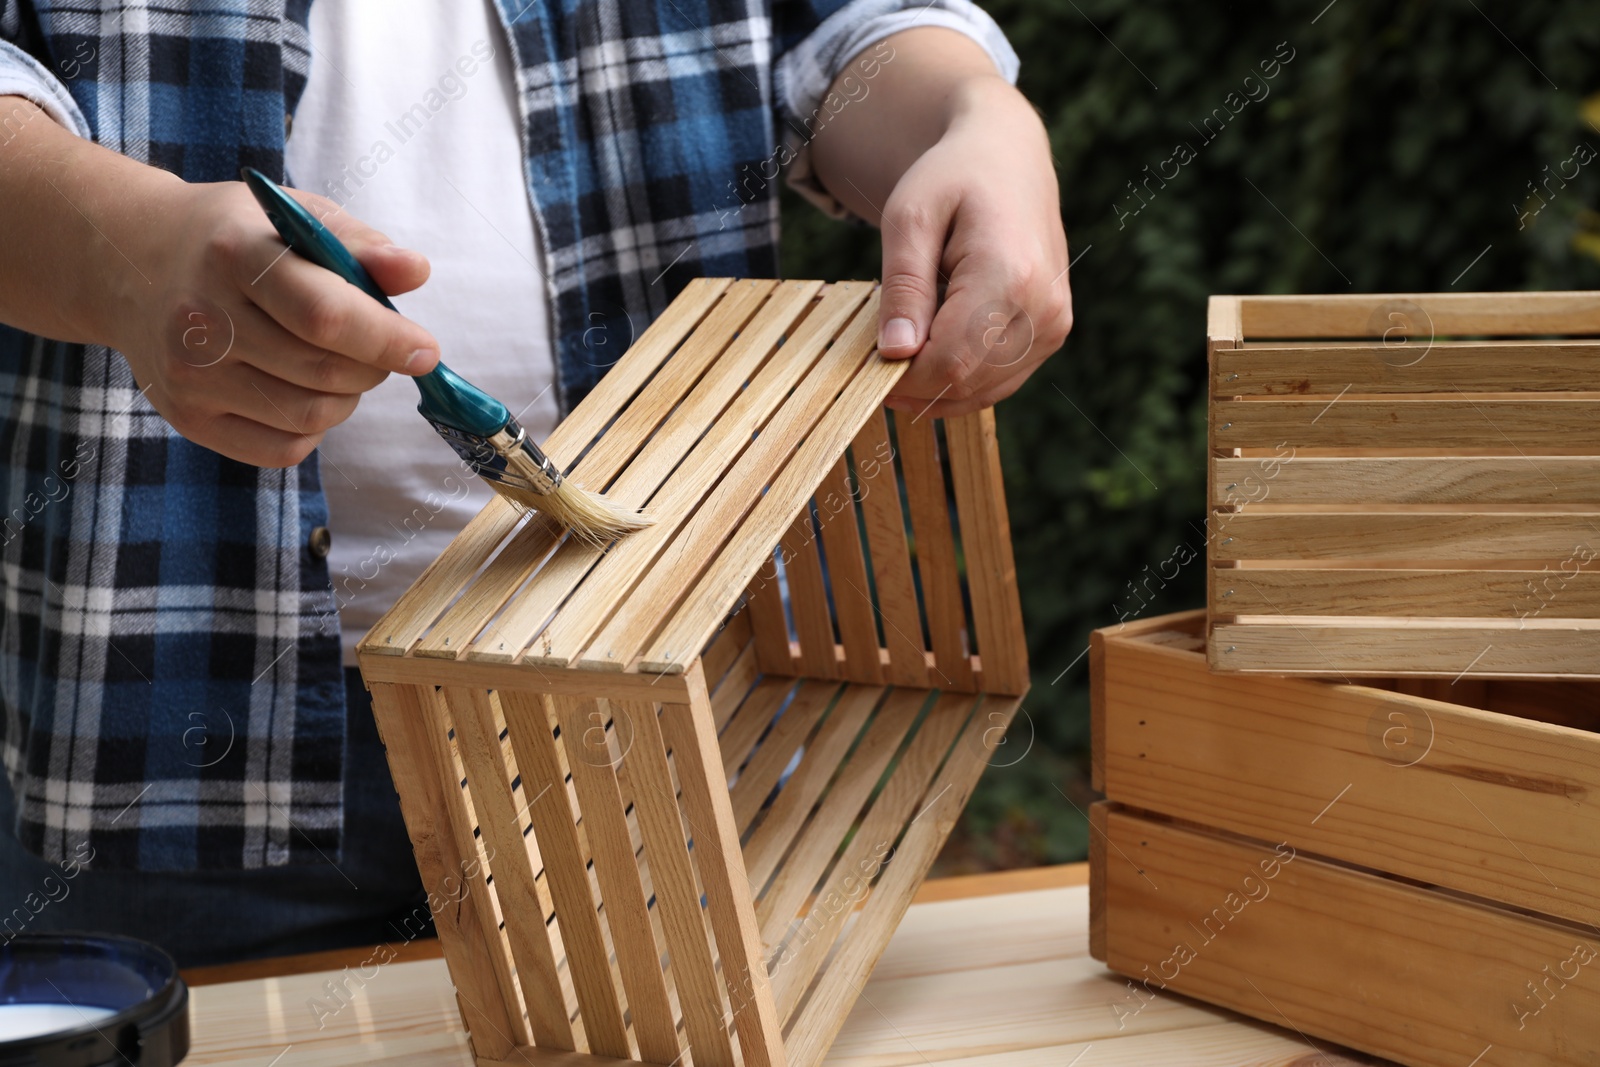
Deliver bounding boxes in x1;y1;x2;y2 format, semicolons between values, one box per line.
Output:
780;0;1600;871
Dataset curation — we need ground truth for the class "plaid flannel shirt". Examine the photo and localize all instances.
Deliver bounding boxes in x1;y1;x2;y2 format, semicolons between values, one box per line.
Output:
0;0;1017;871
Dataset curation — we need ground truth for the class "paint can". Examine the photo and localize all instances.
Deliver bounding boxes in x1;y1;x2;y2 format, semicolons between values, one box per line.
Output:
0;934;188;1066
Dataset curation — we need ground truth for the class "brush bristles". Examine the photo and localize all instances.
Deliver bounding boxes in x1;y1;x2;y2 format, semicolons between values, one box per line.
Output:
492;449;650;546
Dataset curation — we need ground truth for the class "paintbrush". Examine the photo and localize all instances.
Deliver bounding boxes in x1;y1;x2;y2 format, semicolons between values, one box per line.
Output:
241;167;648;545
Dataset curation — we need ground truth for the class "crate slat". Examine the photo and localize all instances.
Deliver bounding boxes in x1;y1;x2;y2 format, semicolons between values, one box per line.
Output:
553;696;681;1066
1212;455;1600;504
813;456;884;685
359;647;690;703
780;510;840;679
1215;397;1600;450
1095;806;1600;1067
1211;566;1600;617
899;416;976;690
718;678;797;780
1213;511;1600;561
701;610;753;692
477;281;822;665
728;680;840;833
364;277;732;658
745;557;796;676
1211;620;1600;676
1214;341;1600;394
709;641;761;733
946;410;1030;694
1235;289;1600;338
851;409;929;687
610;753;686;1030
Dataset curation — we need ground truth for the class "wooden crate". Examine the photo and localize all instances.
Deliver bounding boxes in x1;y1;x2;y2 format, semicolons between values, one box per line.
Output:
1089;609;1600;1067
1205;290;1600;677
355;279;1029;1067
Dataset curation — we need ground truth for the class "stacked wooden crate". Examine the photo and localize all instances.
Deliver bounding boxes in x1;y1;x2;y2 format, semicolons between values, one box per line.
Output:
1205;290;1600;676
1092;291;1600;1067
358;279;1030;1067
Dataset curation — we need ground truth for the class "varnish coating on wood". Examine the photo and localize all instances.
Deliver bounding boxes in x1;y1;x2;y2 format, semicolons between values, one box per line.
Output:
1091;611;1600;1067
1206;290;1600;678
355;280;1033;1067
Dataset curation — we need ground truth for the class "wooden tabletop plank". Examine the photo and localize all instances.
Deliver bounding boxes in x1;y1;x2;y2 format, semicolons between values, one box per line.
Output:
181;864;1089;988
179;870;1383;1067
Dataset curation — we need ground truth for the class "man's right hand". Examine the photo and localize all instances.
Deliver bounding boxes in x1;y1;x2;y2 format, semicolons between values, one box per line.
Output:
0;95;438;468
117;180;438;467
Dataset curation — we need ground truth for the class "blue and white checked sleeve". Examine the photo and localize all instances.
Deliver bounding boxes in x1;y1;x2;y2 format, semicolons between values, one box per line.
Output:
0;38;89;137
775;0;1021;219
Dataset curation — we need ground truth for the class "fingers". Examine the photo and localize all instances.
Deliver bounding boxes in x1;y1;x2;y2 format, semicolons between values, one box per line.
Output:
240;246;439;375
882;250;1072;414
152;379;332;468
206;412;327;469
355;242;431;300
226;361;360;437
882;278;988;407
221;300;388;394
127;180;428;468
286;188;432;298
230;183;439;374
876;180;957;360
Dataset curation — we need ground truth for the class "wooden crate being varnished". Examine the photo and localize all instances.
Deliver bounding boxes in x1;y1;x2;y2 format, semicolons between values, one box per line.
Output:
1089;609;1600;1067
356;279;1029;1067
1206;290;1600;677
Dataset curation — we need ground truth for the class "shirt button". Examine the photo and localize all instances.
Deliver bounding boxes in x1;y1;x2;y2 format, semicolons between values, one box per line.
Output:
308;526;331;559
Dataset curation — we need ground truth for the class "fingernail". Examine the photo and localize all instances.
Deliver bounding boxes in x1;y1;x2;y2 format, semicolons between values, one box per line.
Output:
405;348;436;371
881;317;917;350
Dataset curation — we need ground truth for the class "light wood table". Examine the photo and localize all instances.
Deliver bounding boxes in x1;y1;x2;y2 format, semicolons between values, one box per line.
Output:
181;864;1381;1067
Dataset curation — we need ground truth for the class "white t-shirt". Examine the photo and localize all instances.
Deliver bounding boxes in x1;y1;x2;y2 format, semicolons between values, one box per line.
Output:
285;0;560;664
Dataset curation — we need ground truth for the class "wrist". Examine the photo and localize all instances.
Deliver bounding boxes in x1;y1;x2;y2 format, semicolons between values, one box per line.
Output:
944;74;1039;139
78;153;185;350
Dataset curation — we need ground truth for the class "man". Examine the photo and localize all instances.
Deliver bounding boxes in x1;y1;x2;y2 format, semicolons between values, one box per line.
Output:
0;0;1068;964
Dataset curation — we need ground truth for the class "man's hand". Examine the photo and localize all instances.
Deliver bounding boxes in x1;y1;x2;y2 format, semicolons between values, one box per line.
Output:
115;181;437;467
0;96;437;468
875;77;1070;417
808;29;1071;418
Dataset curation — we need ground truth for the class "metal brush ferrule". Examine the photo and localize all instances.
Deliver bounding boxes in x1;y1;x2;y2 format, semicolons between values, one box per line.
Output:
499;419;563;493
420;413;561;497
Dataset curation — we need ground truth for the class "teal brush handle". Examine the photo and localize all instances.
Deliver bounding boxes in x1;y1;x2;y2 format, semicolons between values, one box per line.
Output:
240;168;509;438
